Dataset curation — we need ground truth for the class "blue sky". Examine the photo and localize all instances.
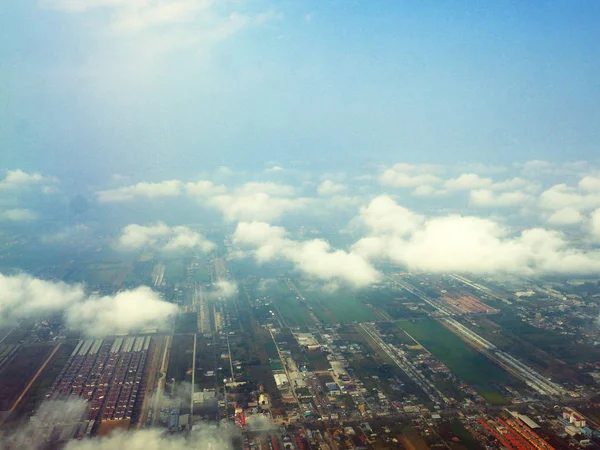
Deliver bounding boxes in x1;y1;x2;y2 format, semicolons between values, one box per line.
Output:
1;1;599;184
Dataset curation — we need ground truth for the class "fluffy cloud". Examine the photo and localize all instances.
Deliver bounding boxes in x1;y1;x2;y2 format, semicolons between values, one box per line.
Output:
210;193;307;222
591;209;600;241
0;208;37;221
234;222;379;288
357;195;423;236
118;223;215;252
579;176;600;192
64;427;239;450
0;169;58;193
0;273;175;335
42;0;278;35
0;273;85;324
1;398;239;449
66;287;177;336
547;208;584;226
540;183;600;212
444;173;492;190
318;180;346;196
0;169;46;189
236;182;296;197
96;180;183;203
353;196;600;276
210;280;239;300
379;163;442;188
469;189;531;207
185;180;226;197
1;399;89;449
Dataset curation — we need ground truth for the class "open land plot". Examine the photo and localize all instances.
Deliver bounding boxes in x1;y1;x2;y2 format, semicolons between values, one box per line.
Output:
175;312;198;334
163;259;187;284
75;263;127;286
298;284;375;324
0;344;56;413
121;260;155;287
397;318;510;404
268;282;314;328
365;288;428;320
166;334;194;386
8;342;76;421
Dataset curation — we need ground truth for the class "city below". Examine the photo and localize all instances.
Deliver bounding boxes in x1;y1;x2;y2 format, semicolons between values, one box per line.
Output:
2;233;600;450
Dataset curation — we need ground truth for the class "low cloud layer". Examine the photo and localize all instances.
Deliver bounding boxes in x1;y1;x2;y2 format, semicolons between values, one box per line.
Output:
318;180;346;196
0;397;238;450
97;180;183;203
0;208;37;221
234;222;379;288
353;195;600;276
118;223;215;252
210;280;239;300
66;287;177;335
0;273;176;335
0;169;56;191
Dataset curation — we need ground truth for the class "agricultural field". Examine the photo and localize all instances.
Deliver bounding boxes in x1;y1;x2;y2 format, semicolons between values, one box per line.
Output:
397;318;511;403
303;287;375;324
264;281;314;328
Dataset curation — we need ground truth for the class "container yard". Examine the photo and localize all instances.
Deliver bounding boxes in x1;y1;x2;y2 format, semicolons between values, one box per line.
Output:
46;336;151;437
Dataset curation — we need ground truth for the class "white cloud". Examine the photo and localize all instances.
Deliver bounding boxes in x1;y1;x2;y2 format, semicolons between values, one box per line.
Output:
210;280;238;300
358;195;423;236
540;183;600;212
185;180;227;197
591;209;600;241
2;398;239;449
66;286;177;336
0;273;175;335
266;165;284;172
469;189;531;207
353;196;600;276
379;164;442;188
317;180;345;196
97;180;183;203
0;273;85;325
41;0;280;58
236;182;296;197
547;208;583;226
579;175;600;192
118;223;215;252
489;177;531;191
234;222;379;288
411;185;447;197
0;208;37;221
210;192;307;222
444;173;492;190
0;169;45;188
0;169;58;192
63;426;240;450
1;398;89;449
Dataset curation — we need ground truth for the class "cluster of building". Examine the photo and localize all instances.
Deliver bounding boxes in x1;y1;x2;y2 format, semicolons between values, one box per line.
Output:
46;336;151;437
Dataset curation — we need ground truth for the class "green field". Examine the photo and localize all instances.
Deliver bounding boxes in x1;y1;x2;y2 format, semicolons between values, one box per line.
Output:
397;318;510;404
299;284;375;324
266;282;314;327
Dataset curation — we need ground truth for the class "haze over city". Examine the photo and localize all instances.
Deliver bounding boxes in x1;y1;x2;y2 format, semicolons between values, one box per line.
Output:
1;1;600;450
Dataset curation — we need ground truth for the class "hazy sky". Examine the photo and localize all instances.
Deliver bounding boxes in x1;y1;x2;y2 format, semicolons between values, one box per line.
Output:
2;1;599;184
